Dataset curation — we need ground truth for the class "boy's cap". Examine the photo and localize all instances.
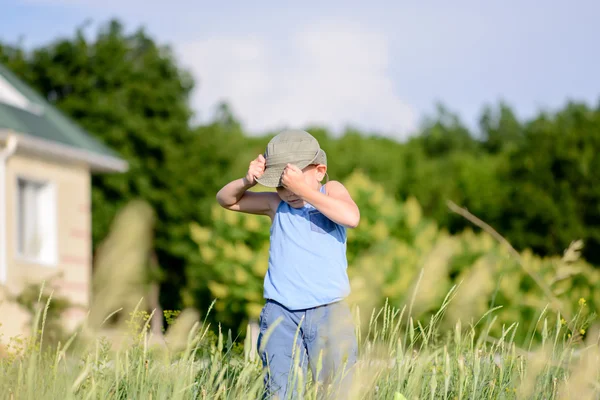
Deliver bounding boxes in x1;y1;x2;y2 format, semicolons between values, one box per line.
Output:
256;129;327;188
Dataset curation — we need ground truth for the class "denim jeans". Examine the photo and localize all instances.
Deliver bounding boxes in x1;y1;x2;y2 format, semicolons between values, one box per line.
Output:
257;299;358;399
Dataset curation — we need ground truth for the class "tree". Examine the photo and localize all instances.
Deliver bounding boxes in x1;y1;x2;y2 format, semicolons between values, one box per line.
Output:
479;101;523;153
1;20;211;316
502;102;600;264
417;103;480;157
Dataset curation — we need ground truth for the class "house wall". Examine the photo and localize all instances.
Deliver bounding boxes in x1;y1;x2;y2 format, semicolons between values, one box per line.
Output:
0;152;91;342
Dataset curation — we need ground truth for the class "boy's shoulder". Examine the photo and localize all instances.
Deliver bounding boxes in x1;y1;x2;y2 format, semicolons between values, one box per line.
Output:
324;180;353;196
324;180;347;188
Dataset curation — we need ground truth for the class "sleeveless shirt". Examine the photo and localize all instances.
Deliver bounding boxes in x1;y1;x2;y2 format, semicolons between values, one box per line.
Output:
263;184;351;310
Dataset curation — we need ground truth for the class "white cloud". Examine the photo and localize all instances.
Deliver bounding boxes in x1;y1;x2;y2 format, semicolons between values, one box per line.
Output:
177;21;416;138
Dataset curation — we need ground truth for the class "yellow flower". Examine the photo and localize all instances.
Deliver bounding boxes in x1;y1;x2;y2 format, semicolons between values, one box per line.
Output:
578;298;587;307
560;318;566;326
580;329;586;335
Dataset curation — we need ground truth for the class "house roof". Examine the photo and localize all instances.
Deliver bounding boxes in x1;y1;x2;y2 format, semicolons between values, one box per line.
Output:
0;62;127;172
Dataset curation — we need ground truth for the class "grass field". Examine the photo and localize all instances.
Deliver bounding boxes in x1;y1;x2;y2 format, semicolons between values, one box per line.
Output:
0;290;598;400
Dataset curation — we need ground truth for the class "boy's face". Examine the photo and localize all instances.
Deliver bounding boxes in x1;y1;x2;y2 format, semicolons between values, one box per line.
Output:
276;164;327;208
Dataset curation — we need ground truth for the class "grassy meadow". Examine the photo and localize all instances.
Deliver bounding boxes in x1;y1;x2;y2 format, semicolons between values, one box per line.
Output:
0;287;598;400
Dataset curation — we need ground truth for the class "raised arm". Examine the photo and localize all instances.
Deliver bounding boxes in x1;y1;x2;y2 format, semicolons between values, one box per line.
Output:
216;155;280;219
300;180;360;228
280;164;360;228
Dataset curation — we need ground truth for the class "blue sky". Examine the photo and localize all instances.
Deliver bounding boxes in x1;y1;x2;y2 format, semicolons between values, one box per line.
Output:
2;0;600;139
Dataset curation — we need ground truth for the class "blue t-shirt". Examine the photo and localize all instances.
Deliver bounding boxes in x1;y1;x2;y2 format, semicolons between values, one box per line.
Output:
263;185;351;310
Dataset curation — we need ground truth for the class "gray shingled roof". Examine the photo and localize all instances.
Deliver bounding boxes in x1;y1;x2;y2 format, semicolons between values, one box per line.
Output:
0;62;127;172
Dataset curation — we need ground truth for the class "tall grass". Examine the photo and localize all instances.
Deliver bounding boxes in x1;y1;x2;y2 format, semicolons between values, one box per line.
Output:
0;288;598;400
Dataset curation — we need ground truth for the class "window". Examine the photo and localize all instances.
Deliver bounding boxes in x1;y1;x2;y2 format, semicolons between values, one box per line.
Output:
17;178;57;265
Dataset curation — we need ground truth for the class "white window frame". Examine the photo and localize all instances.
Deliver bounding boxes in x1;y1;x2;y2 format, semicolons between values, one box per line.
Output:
14;175;58;267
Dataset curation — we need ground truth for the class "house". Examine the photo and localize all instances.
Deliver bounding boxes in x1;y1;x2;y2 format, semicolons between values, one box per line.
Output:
0;62;128;342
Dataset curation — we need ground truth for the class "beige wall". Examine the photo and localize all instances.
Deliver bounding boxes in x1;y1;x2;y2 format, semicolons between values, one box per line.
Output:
0;151;91;341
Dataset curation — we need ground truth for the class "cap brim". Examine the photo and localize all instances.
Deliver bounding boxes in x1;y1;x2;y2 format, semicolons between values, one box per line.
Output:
255;160;312;188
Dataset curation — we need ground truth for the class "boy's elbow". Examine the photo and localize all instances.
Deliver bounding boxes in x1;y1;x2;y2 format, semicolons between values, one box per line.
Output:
215;191;229;209
346;210;360;229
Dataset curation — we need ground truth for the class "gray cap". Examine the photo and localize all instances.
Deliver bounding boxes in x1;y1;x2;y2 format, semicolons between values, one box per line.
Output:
256;129;327;188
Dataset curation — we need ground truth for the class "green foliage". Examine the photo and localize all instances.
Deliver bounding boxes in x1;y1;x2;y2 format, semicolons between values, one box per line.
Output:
345;172;600;344
187;202;272;328
500;102;600;264
163;310;181;328
417;104;481;157
478;101;523;153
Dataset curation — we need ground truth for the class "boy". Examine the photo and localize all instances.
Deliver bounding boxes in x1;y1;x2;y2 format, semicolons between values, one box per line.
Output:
216;129;359;399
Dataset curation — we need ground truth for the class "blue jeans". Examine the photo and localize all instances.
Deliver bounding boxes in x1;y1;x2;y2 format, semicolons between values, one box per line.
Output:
257;299;358;399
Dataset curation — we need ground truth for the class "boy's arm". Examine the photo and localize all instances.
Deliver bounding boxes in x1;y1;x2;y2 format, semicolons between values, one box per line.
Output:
217;154;280;219
281;164;359;228
216;177;280;219
298;180;360;228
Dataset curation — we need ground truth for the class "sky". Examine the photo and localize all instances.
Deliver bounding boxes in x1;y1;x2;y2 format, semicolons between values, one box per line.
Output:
2;0;600;140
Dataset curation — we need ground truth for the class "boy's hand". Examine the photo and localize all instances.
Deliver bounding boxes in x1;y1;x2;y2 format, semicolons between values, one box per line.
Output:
282;164;308;194
245;154;266;186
